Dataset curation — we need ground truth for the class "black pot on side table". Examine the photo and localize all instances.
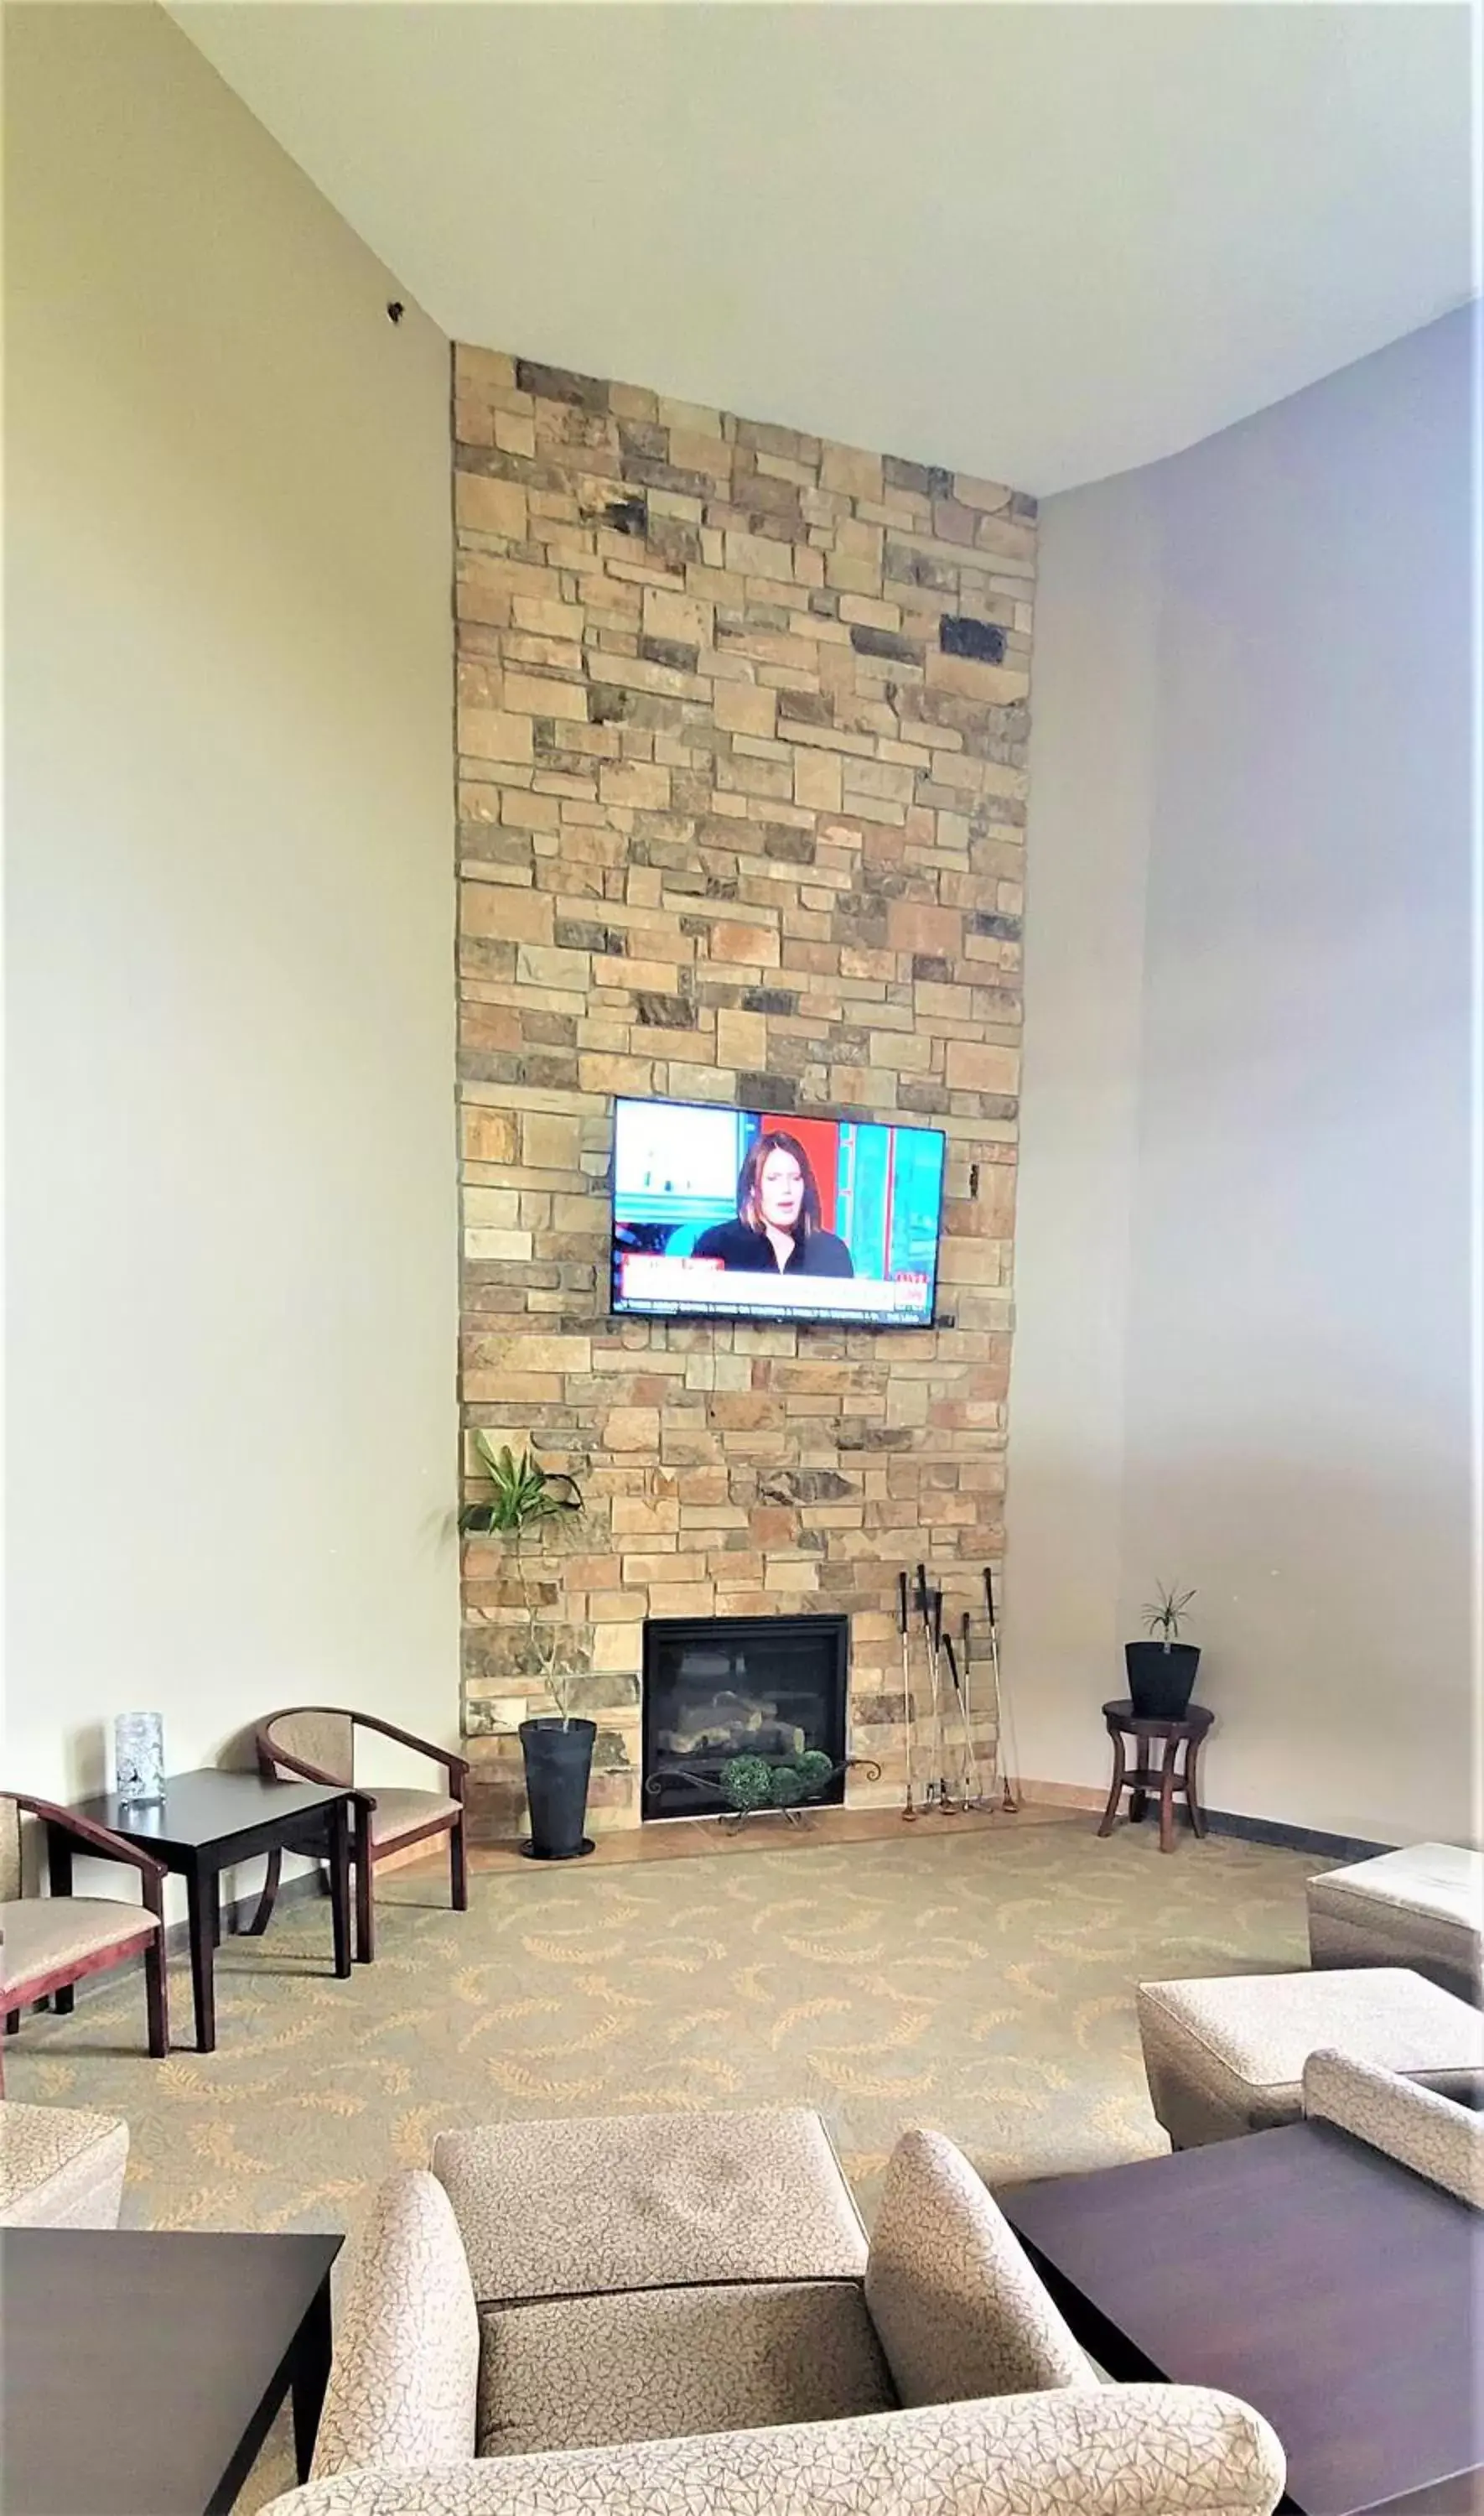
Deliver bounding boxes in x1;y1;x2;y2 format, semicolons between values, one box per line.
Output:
1124;1641;1201;1722
519;1717;596;1860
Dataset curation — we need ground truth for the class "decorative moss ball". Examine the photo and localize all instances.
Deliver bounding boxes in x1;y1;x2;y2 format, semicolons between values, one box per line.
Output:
793;1749;835;1798
720;1754;775;1812
768;1763;807;1807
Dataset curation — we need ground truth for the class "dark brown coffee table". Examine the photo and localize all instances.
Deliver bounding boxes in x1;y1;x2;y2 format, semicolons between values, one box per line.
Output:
53;1770;355;2052
1002;2118;1484;2515
1;2225;341;2515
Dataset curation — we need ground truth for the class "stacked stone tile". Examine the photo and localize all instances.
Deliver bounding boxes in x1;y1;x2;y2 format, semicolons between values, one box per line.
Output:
453;345;1035;1837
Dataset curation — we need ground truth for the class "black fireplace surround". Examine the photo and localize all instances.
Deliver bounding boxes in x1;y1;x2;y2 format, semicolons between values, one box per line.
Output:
641;1614;849;1820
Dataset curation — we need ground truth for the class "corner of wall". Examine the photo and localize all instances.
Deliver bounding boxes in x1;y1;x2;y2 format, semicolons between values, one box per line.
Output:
1003;469;1160;1794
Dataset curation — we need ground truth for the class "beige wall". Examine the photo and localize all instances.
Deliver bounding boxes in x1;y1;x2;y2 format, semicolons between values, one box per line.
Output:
5;4;459;1897
1009;310;1477;1846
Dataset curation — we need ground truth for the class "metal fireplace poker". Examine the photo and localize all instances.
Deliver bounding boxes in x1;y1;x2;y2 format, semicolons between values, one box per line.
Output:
983;1564;1022;1812
896;1573;918;1820
900;1564;1022;1817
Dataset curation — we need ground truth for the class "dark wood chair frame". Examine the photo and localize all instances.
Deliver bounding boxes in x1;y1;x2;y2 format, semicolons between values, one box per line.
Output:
252;1708;470;1966
1;1792;169;2083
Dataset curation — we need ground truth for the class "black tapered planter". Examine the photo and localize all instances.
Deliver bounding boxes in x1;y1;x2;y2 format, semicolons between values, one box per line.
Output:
519;1716;596;1860
1125;1642;1201;1721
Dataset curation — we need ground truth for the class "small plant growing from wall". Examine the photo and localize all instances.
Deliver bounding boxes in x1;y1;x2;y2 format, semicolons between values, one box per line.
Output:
459;1437;584;1720
459;1435;583;1540
459;1436;595;1860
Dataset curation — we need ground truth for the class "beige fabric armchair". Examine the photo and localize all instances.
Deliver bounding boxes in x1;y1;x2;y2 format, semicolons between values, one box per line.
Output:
263;2107;1284;2516
0;2099;129;2227
1306;1843;1483;2006
1303;2046;1484;2207
268;2392;1288;2516
1136;1966;1482;2148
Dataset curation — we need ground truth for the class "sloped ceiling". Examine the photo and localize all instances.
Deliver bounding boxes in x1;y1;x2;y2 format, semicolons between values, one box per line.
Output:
169;1;1475;493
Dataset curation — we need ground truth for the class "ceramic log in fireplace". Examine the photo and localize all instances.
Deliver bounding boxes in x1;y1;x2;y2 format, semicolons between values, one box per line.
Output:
641;1614;849;1820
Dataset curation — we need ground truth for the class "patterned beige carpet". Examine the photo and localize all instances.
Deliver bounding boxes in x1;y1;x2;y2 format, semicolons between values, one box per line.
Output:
9;1817;1320;2513
8;1817;1318;2231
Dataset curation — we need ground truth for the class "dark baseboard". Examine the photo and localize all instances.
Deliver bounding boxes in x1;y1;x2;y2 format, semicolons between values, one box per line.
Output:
1201;1807;1393;1864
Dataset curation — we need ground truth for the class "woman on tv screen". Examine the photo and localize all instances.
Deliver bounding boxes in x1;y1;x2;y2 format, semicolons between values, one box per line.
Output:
693;1131;854;1278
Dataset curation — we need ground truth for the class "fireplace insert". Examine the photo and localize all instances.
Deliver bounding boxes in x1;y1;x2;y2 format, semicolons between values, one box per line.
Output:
641;1614;849;1820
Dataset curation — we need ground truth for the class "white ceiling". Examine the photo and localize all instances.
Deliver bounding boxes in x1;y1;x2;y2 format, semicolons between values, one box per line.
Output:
169;1;1476;496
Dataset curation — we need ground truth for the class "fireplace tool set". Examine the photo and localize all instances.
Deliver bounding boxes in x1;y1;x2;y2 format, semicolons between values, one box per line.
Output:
898;1564;1020;1817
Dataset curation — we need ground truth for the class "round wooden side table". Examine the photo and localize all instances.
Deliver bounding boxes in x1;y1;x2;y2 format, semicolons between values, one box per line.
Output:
1097;1698;1213;1853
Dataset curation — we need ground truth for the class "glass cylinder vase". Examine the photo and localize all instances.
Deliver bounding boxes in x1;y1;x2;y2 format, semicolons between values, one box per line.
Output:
114;1711;165;1806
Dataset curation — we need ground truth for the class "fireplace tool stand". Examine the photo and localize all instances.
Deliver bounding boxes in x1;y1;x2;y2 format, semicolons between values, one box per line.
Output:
900;1563;1021;1816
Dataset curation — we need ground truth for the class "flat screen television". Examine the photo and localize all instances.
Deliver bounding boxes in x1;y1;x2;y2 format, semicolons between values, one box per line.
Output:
610;1097;947;1329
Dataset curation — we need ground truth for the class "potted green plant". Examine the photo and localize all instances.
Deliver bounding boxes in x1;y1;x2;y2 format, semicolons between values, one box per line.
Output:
1126;1582;1200;1720
459;1436;593;1860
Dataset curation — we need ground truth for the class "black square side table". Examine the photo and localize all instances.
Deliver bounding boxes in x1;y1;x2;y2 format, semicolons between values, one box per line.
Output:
1;2226;341;2515
53;1770;355;2051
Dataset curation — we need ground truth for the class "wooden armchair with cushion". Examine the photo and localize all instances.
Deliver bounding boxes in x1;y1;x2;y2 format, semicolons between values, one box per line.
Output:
1;1792;168;2082
253;1708;469;1965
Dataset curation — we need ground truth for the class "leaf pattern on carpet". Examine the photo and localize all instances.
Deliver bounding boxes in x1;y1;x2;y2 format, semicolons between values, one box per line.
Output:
6;1822;1321;2240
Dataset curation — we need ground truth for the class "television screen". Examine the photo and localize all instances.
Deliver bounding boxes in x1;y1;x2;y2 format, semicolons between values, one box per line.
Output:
610;1098;947;1328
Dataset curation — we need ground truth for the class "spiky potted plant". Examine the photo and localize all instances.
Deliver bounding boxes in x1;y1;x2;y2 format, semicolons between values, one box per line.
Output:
459;1436;593;1860
1126;1583;1200;1720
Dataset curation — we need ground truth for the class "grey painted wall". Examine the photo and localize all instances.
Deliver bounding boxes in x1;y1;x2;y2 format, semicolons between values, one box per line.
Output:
997;470;1158;1804
1009;306;1478;1845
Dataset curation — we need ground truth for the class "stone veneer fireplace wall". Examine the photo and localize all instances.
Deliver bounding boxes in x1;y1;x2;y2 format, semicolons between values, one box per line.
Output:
452;344;1036;1839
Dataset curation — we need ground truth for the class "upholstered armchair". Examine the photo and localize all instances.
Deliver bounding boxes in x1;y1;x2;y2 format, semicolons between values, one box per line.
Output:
1;1792;167;2082
1303;2046;1484;2207
262;2112;1285;2516
253;1708;469;1964
0;2100;130;2227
